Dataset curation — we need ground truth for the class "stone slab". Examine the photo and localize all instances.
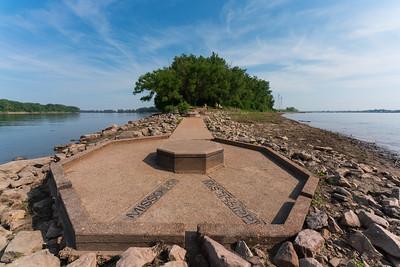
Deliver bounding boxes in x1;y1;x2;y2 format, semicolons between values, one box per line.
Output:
157;140;224;173
48;120;318;251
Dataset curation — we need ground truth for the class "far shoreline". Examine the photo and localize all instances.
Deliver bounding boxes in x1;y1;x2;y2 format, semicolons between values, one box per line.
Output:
282;113;400;161
0;111;79;115
0;111;155;115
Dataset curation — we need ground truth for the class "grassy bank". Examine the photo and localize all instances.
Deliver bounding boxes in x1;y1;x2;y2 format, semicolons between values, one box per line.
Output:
228;110;283;124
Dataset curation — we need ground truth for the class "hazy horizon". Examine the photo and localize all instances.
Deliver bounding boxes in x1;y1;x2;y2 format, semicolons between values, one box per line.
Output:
1;0;400;110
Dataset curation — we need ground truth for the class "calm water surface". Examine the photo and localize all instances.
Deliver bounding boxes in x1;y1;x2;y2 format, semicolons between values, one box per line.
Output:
284;113;400;154
0;113;150;164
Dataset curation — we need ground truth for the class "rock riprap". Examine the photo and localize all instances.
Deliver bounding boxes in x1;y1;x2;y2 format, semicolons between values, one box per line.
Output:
201;236;251;267
1;230;43;263
294;229;325;257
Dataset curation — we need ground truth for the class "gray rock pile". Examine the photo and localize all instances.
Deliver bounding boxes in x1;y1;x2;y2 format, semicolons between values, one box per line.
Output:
0;156;65;266
1;110;400;266
206;110;400;267
54;113;181;159
0;114;183;266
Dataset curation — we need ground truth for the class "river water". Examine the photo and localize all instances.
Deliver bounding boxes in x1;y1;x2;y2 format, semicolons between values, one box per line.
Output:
2;112;399;165
284;112;400;155
0;113;150;164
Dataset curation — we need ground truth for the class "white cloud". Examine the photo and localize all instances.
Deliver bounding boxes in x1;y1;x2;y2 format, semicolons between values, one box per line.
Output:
210;1;400;110
1;0;400;110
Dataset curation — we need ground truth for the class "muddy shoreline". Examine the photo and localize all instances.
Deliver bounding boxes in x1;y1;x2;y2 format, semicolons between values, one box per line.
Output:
282;113;400;164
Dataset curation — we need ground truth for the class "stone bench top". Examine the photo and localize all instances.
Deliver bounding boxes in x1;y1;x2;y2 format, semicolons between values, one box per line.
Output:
157;140;223;157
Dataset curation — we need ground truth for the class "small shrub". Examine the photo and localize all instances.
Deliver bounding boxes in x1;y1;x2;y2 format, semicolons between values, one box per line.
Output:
163;105;178;113
177;101;190;114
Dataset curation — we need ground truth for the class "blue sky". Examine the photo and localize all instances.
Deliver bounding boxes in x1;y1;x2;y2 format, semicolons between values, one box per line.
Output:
1;0;400;110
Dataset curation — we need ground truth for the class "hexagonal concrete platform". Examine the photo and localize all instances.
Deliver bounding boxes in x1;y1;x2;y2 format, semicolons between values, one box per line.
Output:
157;140;224;173
49;117;319;251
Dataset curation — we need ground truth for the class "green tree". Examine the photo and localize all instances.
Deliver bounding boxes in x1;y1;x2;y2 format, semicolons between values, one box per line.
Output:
0;99;79;113
133;53;274;112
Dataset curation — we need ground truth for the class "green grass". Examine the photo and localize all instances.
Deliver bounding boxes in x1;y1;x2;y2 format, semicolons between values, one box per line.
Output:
229;110;282;124
311;191;326;207
352;259;365;267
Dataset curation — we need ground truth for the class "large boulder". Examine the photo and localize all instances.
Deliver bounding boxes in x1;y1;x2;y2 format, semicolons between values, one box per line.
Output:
291;151;312;161
7;249;59;267
0;225;11;252
273;241;299;267
353;193;379;207
161;261;188;267
364;223;400;257
1;209;26;228
0;157;51;175
80;133;101;142
0;234;8;253
306;210;328;230
387;255;400;267
327;216;343;234
1;230;43;263
294;229;325;257
299;258;323;267
341;210;361;228
202;236;251;267
358;210;389;228
116;247;157;267
392;187;400;200
358;164;374;173
235;240;253;259
0;178;11;192
67;252;97;267
382;197;399;207
118;131;143;139
169;245;186;261
348;231;382;258
10;174;36;188
0;188;28;206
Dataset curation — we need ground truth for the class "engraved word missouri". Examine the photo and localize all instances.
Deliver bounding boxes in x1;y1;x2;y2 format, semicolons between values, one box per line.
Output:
202;179;265;225
126;179;178;219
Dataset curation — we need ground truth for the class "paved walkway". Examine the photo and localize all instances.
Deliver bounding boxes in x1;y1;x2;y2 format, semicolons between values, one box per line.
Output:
169;117;213;140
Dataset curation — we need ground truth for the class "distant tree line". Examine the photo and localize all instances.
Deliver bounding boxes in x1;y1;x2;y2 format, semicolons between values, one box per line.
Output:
81;107;158;113
133;53;274;112
0;99;79;113
311;109;400;113
278;107;299;112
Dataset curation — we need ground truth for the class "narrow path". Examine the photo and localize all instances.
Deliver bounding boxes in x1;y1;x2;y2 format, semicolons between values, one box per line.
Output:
169;117;213;140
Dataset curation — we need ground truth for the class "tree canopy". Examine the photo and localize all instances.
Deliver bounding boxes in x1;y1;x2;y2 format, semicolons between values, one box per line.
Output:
133;53;274;112
0;99;79;113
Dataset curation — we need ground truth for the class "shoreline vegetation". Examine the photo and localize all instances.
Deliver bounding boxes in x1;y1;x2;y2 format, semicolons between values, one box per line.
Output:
0;99;79;113
0;99;159;114
0;111;79;114
80;106;158;113
133;53;274;112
